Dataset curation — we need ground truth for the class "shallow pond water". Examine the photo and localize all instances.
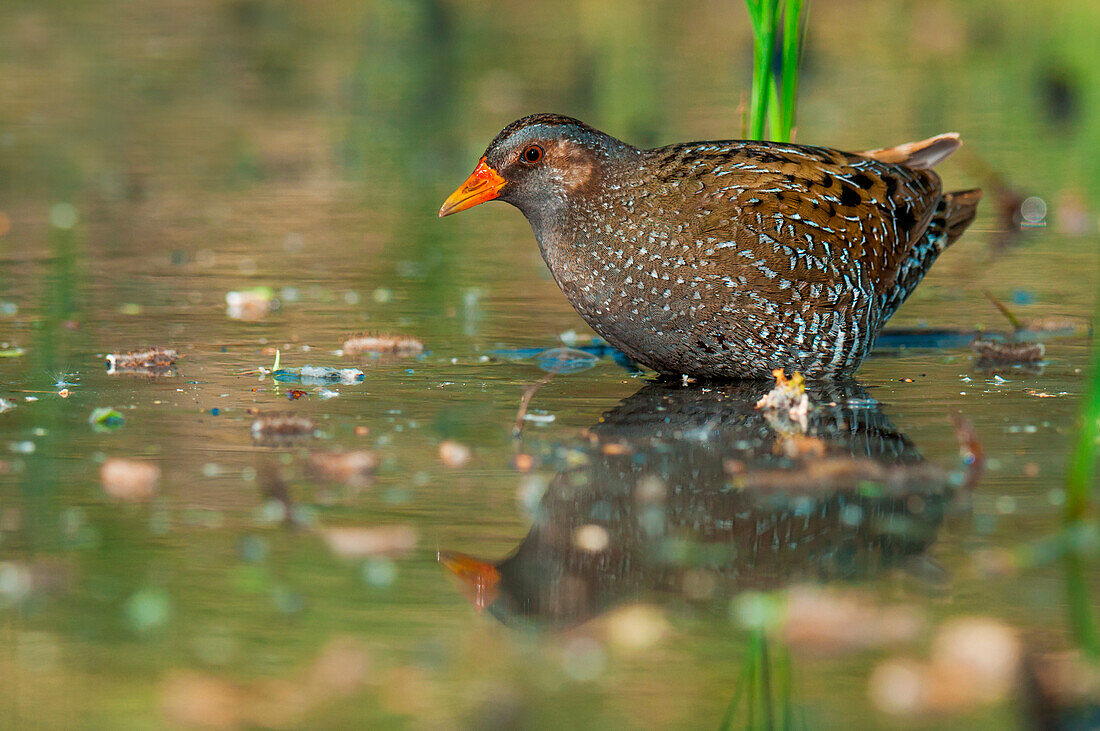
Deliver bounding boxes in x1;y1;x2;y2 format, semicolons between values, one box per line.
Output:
1;1;1099;728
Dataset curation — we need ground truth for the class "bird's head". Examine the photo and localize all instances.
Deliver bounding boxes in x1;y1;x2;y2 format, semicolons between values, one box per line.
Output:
439;114;634;220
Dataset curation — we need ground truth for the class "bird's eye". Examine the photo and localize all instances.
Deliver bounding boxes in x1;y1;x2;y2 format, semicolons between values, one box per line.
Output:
521;144;544;164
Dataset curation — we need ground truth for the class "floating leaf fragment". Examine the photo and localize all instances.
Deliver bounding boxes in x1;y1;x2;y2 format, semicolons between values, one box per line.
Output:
342;332;424;357
106;347;178;376
755;369;811;432
971;339;1045;363
89;407;125;432
0;347;25;358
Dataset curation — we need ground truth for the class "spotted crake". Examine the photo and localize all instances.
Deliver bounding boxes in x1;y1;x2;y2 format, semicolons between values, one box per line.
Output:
441;114;981;379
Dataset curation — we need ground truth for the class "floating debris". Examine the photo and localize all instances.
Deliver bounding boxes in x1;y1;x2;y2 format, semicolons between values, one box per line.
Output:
0;347;25;358
438;440;471;468
776;433;827;459
869;616;1021;716
89;407;125;433
307;451;378;488
930;617;1021;702
781;586;925;655
161;638;370;729
226;287;275;321
755;369;811;432
286;389;307;401
599;604;670;651
1024;650;1100;728
342;332;424;358
1018;315;1090;338
0;557;72;604
321;525;417;560
970;339;1045;364
726;455;951;496
106;347;178;376
256;461;301;527
250;413;316;444
100;458;160;502
160;671;244;729
272;366;364;385
1025;389;1065;398
0;398;14;413
573;524;610;553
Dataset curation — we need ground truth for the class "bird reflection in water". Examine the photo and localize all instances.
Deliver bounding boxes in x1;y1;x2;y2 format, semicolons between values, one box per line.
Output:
441;381;980;628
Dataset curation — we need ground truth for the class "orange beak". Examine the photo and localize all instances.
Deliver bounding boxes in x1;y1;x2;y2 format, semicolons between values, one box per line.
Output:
438;158;506;217
438;550;501;611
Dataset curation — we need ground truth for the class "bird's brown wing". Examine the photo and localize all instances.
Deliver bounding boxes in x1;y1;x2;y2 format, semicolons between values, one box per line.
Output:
648;141;944;309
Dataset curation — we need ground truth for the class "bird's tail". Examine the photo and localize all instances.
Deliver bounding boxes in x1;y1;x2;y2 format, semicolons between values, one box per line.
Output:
859;132;981;247
940;188;983;249
877;187;983;324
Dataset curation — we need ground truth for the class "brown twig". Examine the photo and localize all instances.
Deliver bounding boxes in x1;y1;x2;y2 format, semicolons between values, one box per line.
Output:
513;370;557;438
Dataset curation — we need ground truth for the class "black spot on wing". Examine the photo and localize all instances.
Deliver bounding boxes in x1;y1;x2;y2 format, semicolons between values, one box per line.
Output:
884;176;898;199
851;172;875;190
895;204;918;233
839;184;862;208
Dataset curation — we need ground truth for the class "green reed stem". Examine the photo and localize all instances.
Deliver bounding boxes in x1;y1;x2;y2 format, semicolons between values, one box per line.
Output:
719;653;753;731
1064;277;1100;523
1061;274;1100;659
745;0;778;141
720;629;793;731
744;0;805;142
778;0;804;139
1064;550;1100;659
